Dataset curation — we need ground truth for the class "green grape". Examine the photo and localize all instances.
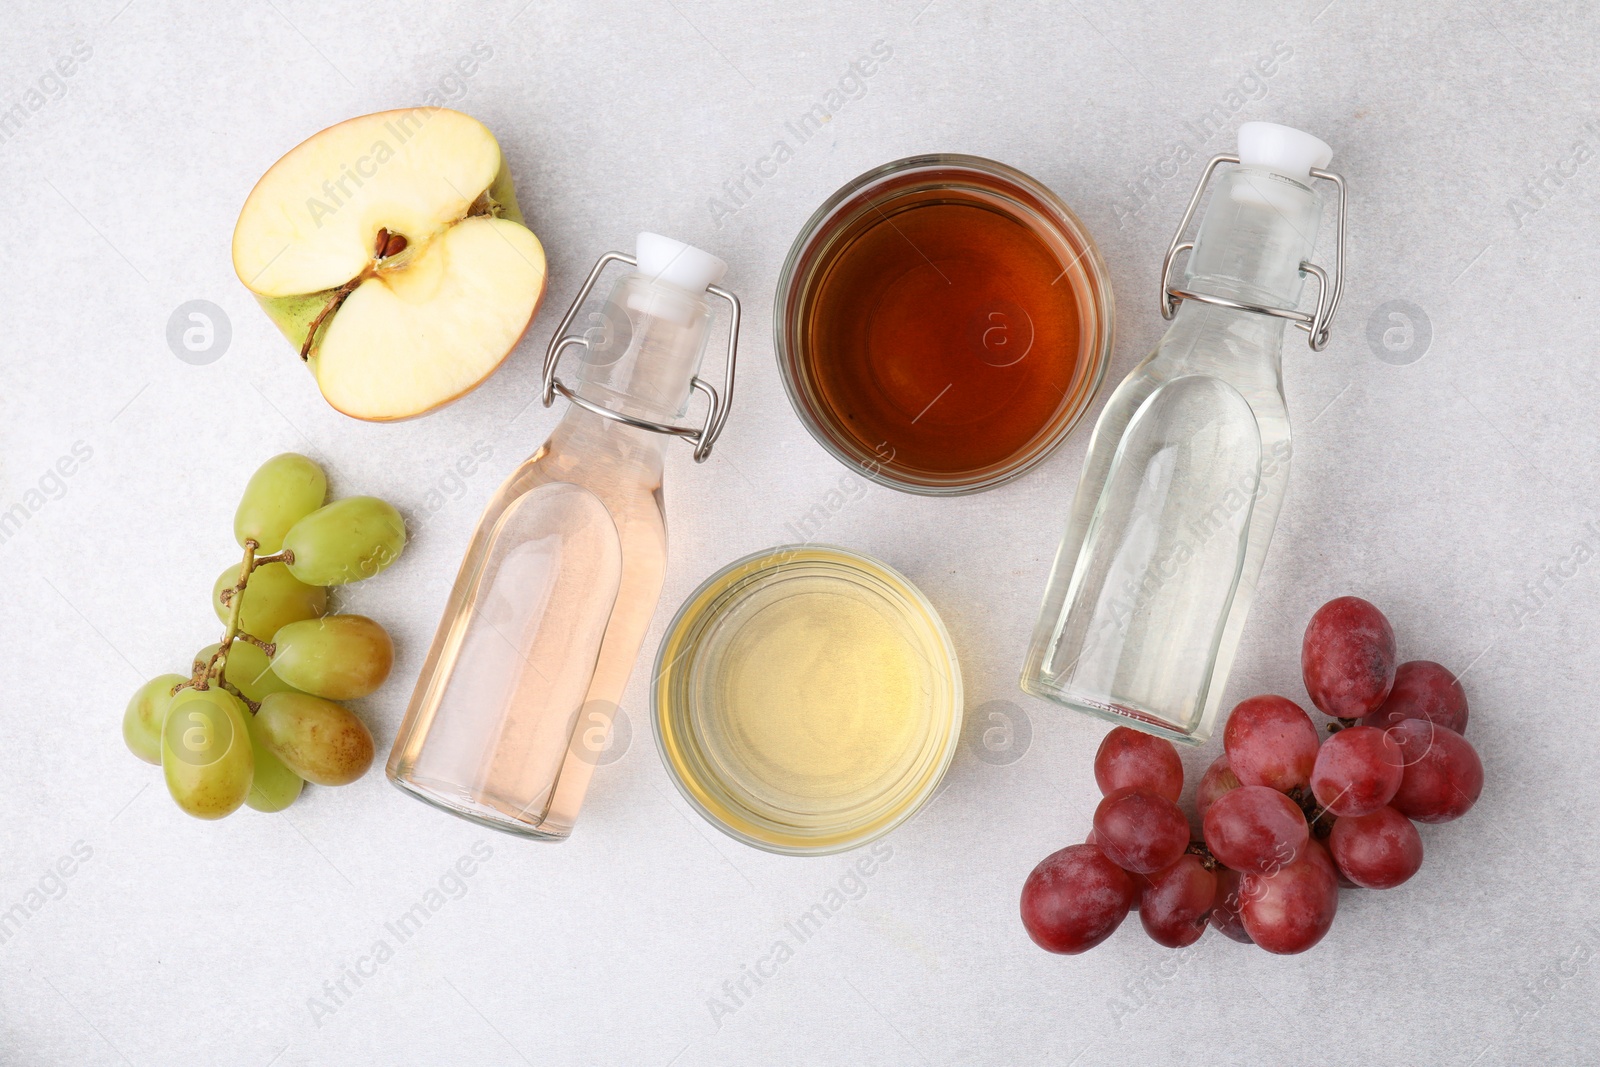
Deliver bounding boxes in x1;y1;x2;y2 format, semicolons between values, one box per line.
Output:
255;692;374;786
270;614;393;699
123;673;188;765
235;453;327;553
282;496;406;586
222;640;301;704
244;709;304;812
161;687;254;819
212;562;326;640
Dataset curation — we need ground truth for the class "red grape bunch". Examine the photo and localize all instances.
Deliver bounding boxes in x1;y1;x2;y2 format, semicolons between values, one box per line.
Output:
1021;596;1484;956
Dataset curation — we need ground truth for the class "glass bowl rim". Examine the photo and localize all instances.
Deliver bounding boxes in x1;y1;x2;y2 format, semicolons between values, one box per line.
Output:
772;152;1116;496
650;542;964;856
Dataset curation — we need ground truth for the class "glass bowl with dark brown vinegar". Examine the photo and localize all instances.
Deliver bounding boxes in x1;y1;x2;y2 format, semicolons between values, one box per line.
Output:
775;155;1114;494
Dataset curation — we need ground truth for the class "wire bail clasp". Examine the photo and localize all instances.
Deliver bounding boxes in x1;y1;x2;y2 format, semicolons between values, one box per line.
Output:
542;251;742;462
1158;155;1347;351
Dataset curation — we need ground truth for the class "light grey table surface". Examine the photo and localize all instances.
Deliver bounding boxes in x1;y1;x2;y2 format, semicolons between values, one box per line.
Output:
2;1;1595;1064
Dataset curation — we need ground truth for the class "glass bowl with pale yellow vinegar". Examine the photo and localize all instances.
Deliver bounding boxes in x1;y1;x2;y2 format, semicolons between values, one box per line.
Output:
652;545;962;855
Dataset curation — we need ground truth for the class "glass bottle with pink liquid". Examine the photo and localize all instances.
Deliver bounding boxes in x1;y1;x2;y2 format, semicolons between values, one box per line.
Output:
387;233;740;838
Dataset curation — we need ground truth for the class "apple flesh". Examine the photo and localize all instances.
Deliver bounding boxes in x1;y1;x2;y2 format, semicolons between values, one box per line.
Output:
232;108;547;421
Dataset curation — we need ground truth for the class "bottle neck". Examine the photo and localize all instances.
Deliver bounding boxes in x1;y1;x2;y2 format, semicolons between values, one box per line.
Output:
550;404;671;468
1184;165;1322;314
571;273;713;423
1169;294;1288;348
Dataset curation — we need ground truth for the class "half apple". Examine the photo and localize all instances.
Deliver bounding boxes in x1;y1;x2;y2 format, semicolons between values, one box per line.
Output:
232;109;547;421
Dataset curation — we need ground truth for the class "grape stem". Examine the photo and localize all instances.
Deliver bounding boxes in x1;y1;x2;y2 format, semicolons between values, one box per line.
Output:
1185;840;1219;870
234;632;276;656
178;539;273;714
220;681;260;714
1288;786;1336;839
217;550;294;608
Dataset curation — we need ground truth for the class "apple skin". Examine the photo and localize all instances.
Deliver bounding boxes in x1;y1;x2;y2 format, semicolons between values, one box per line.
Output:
254;289;331;357
237;110;544;423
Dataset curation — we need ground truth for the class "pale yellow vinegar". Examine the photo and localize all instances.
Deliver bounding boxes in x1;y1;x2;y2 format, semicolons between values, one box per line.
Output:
655;546;962;855
712;587;923;803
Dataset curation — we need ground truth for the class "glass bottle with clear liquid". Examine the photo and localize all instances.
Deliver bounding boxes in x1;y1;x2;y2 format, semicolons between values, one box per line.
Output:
1021;124;1347;744
388;234;740;837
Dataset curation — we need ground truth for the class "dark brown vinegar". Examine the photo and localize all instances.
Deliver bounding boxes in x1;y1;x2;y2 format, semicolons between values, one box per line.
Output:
802;196;1084;479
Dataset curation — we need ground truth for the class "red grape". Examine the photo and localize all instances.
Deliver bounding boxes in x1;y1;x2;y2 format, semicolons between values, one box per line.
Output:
1197;753;1241;820
1329;806;1424;889
1302;837;1339;879
1092;788;1190;874
1365;660;1468;735
1387;719;1483;823
1223;695;1319;792
1083;828;1148;903
1020;844;1138;954
1208;868;1253;943
1240;855;1339;954
1094;727;1183;801
1140;855;1218;948
1310;725;1403;816
1202;785;1308;873
1020;592;1486;959
1302;596;1397;718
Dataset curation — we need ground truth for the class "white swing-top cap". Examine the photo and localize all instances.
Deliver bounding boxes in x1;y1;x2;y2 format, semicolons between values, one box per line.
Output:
1237;122;1333;180
635;232;727;294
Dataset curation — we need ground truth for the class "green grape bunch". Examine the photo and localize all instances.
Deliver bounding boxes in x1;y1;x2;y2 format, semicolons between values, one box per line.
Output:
121;453;407;820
